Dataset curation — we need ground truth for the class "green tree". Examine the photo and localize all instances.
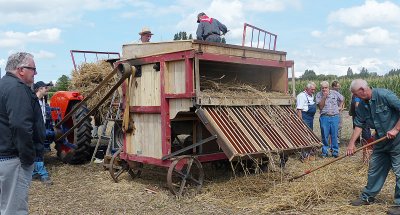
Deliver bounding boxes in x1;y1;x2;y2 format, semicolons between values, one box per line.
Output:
359;67;369;78
301;69;317;80
173;31;190;40
55;75;70;91
346;67;353;77
189;34;193;39
221;38;226;44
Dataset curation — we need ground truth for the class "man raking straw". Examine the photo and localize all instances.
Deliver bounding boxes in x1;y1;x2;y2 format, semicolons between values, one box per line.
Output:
346;79;400;215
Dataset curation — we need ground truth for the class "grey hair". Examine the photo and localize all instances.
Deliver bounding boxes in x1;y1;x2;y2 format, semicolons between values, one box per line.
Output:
306;81;316;89
350;79;368;91
320;81;329;87
5;52;34;73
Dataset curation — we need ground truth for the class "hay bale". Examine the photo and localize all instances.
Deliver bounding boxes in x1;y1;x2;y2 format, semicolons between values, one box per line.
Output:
69;61;116;124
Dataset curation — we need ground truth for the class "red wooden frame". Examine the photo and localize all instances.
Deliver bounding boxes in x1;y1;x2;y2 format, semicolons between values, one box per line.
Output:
121;48;293;167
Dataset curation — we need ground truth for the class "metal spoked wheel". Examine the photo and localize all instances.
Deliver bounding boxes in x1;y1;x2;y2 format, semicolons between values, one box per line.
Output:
167;156;204;196
127;162;143;179
109;149;129;182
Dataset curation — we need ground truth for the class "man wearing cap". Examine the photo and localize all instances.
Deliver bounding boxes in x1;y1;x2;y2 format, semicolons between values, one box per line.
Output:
138;27;153;43
33;81;54;185
196;12;228;43
0;52;45;214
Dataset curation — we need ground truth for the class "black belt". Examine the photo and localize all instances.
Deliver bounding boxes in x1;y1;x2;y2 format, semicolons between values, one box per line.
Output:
321;114;338;117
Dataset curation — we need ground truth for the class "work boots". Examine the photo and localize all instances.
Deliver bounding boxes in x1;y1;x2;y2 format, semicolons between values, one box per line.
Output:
350;197;374;206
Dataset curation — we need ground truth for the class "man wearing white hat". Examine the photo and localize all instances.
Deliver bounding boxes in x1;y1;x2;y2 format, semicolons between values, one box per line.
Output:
138;27;153;43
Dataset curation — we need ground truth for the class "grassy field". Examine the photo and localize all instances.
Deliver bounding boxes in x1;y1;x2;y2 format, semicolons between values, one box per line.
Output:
29;111;394;215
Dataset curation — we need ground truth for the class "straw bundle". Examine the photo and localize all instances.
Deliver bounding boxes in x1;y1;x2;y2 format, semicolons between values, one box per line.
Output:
195;153;394;214
200;78;283;99
69;61;116;124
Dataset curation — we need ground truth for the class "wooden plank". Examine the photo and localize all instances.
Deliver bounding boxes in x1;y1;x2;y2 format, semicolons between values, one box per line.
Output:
197;109;237;160
194;57;200;103
129;114;162;159
240;107;276;151
122;40;286;64
271;67;288;93
169;99;192;119
259;106;296;148
211;107;249;154
122;41;193;59
224;108;260;152
131;64;161;106
197;96;293;106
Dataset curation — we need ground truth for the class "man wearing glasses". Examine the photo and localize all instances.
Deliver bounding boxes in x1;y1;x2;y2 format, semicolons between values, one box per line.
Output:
0;52;45;214
347;79;400;215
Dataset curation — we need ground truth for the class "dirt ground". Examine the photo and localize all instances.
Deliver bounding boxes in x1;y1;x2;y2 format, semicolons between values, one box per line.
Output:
29;111;394;215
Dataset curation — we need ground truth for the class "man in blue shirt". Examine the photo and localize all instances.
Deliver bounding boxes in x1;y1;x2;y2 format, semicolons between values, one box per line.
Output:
316;81;344;158
346;79;400;215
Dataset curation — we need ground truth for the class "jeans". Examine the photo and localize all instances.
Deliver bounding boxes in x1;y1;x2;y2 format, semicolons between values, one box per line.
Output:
360;141;400;205
33;161;50;179
0;157;33;215
302;112;315;130
319;115;340;157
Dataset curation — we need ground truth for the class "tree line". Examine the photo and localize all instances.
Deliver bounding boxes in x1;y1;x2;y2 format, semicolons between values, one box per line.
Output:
299;67;400;81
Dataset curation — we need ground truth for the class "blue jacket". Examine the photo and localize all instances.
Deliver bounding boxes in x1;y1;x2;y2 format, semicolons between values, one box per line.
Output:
0;72;45;165
196;16;227;41
354;88;400;148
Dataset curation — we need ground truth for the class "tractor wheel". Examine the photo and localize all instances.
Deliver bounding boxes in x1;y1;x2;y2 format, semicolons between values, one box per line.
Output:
55;104;93;164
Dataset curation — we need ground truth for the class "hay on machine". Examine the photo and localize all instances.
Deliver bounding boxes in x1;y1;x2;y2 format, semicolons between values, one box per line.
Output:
69;60;119;125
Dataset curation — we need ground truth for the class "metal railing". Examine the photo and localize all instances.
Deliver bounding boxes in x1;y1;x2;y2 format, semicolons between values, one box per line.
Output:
242;23;277;51
70;50;120;72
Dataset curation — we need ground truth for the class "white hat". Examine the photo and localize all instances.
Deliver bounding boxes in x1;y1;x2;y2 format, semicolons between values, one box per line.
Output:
139;27;153;35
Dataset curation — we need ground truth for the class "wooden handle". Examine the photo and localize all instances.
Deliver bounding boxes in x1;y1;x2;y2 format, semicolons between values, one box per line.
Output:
288;136;387;182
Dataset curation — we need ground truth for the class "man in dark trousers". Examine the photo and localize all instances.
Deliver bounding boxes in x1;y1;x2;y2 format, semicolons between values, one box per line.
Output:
196;12;228;43
0;52;45;214
347;79;400;215
32;81;53;185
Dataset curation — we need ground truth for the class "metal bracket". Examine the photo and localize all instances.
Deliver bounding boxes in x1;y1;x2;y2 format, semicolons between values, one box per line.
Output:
195;108;209;125
161;135;217;161
135;65;142;77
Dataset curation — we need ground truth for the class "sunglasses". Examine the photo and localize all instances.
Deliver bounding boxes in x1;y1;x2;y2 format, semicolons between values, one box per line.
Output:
22;66;37;73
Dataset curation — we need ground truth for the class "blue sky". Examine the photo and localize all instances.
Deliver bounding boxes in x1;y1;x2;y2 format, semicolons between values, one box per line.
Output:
1;0;400;83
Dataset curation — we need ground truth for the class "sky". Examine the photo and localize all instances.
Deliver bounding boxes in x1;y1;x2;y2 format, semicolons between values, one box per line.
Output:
0;0;400;83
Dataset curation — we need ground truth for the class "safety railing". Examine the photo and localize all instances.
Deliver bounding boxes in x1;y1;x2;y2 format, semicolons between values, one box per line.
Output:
242;23;277;51
70;50;121;72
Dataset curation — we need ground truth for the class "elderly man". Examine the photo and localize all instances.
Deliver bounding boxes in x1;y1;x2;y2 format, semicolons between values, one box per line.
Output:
138;27;153;43
0;52;45;214
196;12;228;43
346;79;400;215
331;80;345;144
316;81;344;158
296;81;317;130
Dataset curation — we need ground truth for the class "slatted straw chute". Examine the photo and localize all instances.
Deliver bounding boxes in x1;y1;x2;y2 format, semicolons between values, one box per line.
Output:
197;105;321;160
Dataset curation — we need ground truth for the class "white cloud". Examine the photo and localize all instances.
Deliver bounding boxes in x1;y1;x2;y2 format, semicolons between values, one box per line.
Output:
32;50;56;59
328;0;400;28
0;28;61;49
244;0;301;12
311;30;322;38
344;27;398;46
0;0;122;25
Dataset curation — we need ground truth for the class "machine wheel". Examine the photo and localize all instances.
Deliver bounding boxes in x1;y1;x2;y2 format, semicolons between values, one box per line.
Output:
55;104;93;164
167;156;204;196
127;162;143;179
109;149;130;182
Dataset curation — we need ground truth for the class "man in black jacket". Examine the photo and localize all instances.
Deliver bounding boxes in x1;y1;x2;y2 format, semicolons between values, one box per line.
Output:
0;52;44;214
